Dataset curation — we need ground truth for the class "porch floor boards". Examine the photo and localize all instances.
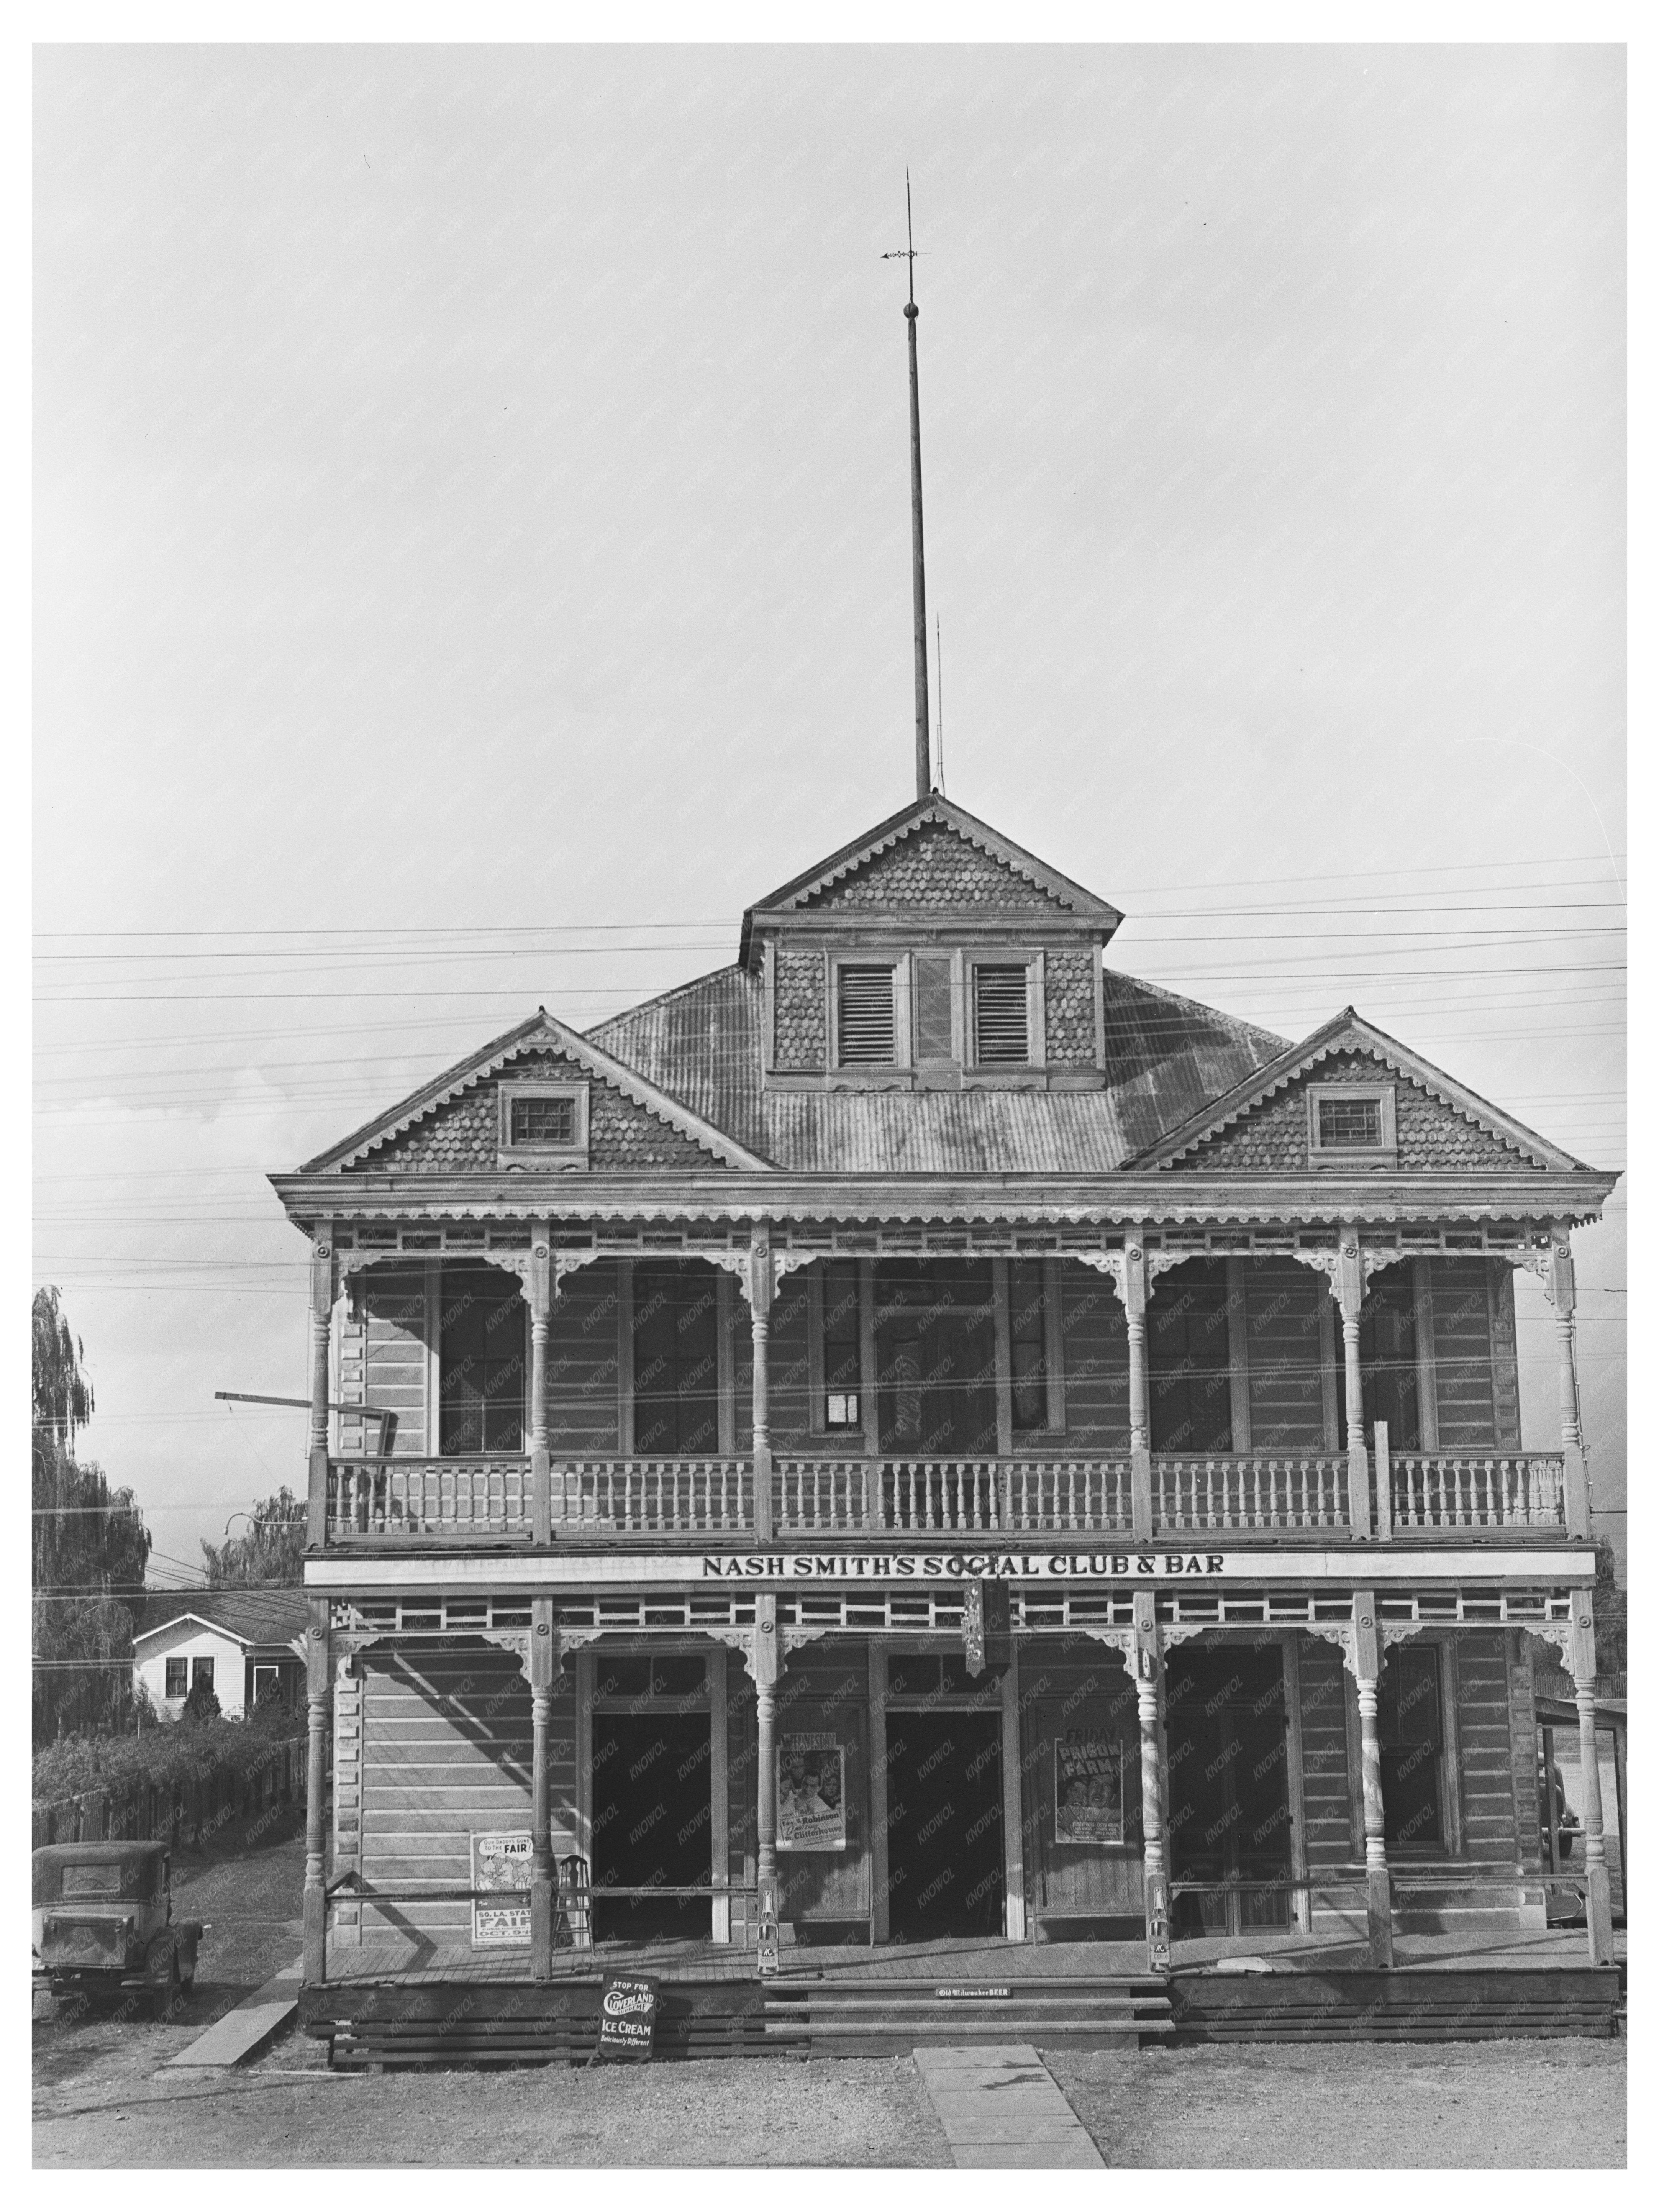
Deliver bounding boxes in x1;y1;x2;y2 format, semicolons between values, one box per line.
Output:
317;1923;1623;1989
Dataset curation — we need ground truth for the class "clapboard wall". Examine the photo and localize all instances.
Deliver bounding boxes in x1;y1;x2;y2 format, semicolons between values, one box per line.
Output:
351;1639;577;1948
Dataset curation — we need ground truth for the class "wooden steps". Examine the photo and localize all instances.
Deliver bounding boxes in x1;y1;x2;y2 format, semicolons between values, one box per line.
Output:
762;1975;1174;2055
1168;1967;1623;2043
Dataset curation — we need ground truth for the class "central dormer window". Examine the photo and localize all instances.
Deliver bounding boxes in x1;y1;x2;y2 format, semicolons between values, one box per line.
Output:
973;964;1030;1065
913;956;954;1062
836;963;898;1065
498;1079;590;1166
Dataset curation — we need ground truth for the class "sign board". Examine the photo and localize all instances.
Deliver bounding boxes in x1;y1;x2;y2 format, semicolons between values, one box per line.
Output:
777;1732;847;1853
596;1973;659;2062
1055;1732;1126;1846
470;1830;532;1947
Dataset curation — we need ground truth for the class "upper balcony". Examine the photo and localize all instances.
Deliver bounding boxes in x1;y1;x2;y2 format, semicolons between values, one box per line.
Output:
321;1440;1569;1548
305;1223;1592;1561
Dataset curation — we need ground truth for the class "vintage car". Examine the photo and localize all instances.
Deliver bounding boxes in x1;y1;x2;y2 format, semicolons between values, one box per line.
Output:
32;1841;203;2017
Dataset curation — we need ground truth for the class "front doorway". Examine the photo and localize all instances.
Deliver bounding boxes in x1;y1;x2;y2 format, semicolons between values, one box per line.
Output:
1166;1644;1293;1936
589;1654;712;1942
883;1656;1004;1941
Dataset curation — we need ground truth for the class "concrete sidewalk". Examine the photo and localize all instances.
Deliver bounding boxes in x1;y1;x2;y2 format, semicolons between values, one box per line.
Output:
914;2043;1104;2169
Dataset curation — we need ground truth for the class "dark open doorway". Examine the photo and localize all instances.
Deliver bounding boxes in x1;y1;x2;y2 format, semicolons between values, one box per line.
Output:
1166;1643;1292;1936
590;1659;712;1942
884;1700;1003;1941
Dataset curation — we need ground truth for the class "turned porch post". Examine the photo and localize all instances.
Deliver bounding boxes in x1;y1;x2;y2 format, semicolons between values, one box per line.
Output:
1569;1598;1615;1965
1550;1222;1592;1539
1336;1228;1372;1540
1123;1234;1154;1542
526;1228;554;1543
305;1228;336;1550
754;1594;782;1973
1352;1591;1393;1968
748;1225;775;1543
1134;1592;1170;1971
529;1599;561;1977
301;1597;332;1985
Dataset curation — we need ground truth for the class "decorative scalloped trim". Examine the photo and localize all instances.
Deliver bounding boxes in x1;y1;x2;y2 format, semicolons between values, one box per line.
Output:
1159;1038;1552;1171
782;806;1077;912
330;1020;766;1174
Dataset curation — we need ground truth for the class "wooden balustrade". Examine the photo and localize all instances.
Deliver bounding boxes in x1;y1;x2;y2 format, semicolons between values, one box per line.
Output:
550;1459;751;1533
1389;1453;1565;1530
328;1457;533;1538
1152;1454;1348;1533
324;1450;1568;1542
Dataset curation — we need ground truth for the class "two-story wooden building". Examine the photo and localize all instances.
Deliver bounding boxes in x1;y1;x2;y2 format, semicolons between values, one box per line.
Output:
273;792;1619;1997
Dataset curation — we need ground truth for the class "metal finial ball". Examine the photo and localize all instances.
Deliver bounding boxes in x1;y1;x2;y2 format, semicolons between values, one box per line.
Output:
904;302;919;320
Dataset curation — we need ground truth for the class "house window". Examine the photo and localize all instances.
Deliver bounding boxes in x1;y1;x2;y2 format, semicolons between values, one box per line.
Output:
632;1263;721;1456
973;964;1029;1065
497;1081;588;1164
836;965;898;1065
1308;1083;1396;1162
1379;1642;1445;1850
912;956;954;1061
1008;1259;1049;1433
191;1656;214;1694
821;1258;862;1428
439;1264;527;1453
164;1658;187;1699
1148;1258;1233;1452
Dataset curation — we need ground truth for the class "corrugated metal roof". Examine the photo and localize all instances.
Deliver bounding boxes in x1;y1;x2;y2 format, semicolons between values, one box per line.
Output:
588;965;1285;1177
588;967;768;1156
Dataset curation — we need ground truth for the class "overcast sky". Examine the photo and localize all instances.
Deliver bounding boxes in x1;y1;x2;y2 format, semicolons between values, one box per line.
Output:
33;43;1626;1582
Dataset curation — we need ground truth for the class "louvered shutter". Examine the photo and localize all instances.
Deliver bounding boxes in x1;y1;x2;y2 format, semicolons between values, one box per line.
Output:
973;964;1029;1064
836;965;897;1064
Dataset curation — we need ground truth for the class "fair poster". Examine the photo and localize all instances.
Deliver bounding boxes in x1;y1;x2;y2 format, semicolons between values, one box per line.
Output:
471;1829;532;1946
777;1732;847;1853
1054;1731;1125;1846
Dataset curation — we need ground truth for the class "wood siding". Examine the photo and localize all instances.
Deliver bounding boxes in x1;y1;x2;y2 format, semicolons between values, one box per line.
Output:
344;1264;428;1455
1297;1633;1356;1935
1059;1263;1130;1446
774;1645;870;1924
356;1641;577;1946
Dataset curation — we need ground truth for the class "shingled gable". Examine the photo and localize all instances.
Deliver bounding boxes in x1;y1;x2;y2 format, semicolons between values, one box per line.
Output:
737;795;1123;966
296;1009;770;1176
1129;1007;1589;1176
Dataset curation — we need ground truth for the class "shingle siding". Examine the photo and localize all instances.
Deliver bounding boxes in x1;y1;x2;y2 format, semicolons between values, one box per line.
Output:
1167;1050;1546;1173
773;946;828;1072
797;820;1070;910
1045;945;1098;1067
362;1048;723;1172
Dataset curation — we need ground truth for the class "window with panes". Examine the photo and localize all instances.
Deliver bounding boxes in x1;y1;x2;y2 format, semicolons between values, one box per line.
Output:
632;1263;721;1456
1148;1259;1233;1452
821;1259;862;1429
439;1264;527;1454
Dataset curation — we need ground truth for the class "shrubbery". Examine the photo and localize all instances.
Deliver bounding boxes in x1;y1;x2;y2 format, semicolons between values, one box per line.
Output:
31;1702;301;1810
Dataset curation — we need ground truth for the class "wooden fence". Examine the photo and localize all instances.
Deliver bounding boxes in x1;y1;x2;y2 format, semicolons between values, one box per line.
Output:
31;1734;311;1852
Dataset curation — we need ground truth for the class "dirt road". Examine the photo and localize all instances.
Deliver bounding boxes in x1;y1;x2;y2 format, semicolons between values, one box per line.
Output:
33;1818;1625;2168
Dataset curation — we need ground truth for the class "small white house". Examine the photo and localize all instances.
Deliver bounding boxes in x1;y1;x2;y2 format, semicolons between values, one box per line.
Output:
133;1591;307;1722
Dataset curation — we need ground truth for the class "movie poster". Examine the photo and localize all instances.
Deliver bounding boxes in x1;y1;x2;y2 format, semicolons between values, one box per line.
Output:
777;1732;848;1852
1054;1731;1125;1845
471;1830;533;1945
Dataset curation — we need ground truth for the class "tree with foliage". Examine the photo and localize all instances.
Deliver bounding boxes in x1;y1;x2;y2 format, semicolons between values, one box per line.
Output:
32;1287;150;1746
199;1485;307;1586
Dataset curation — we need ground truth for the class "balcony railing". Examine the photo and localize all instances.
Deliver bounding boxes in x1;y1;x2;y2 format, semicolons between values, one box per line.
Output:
1154;1454;1348;1533
1387;1452;1564;1531
323;1450;1566;1545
